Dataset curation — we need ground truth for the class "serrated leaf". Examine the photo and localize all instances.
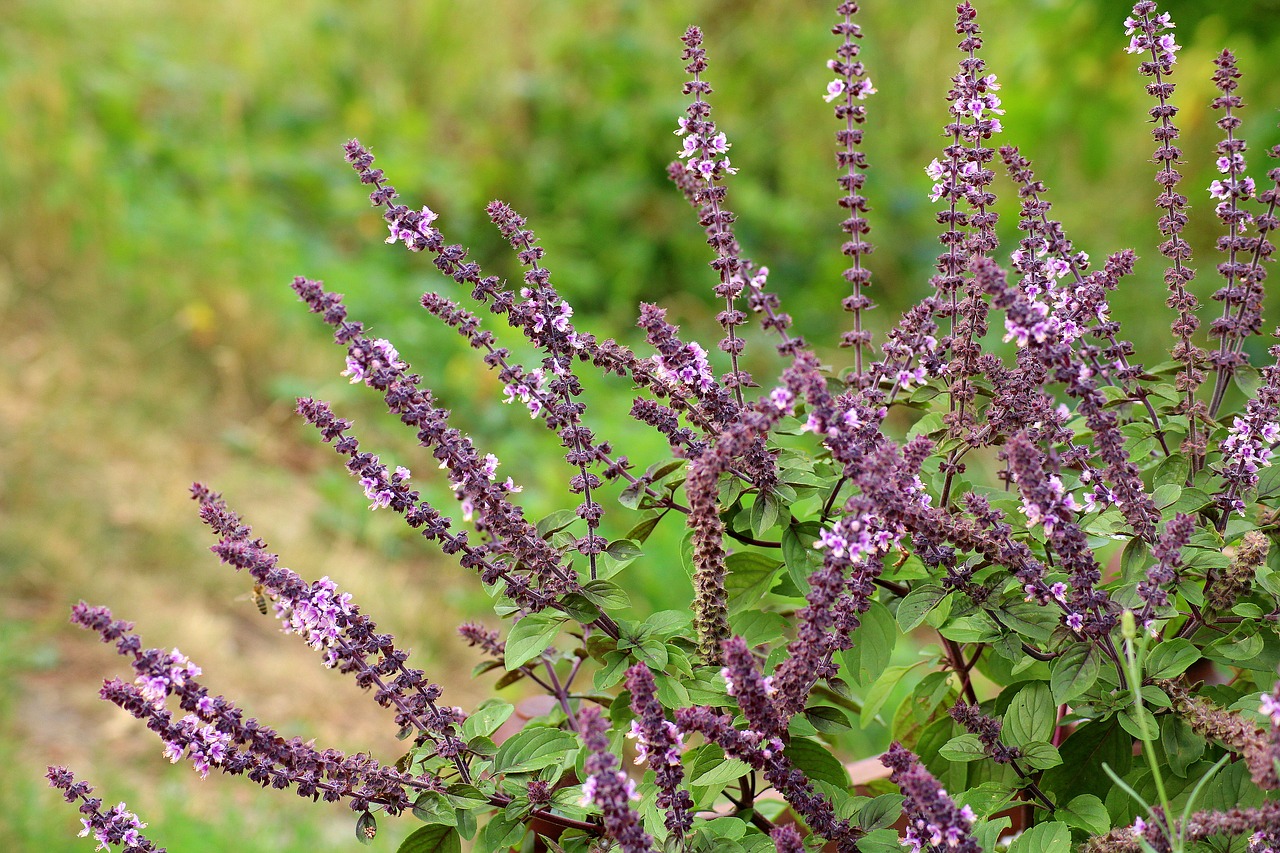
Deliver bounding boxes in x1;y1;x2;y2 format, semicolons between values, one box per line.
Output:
1055;793;1108;836
1145;638;1199;679
896;585;949;633
1019;740;1062;770
504;613;565;671
724;552;783;613
1050;643;1100;704
582;579;630;611
397;824;462;853
687;749;752;789
462;702;515;740
938;733;986;762
749;492;781;536
784;737;849;787
858;793;904;831
491;727;579;775
1005;682;1054;748
1009;820;1071;853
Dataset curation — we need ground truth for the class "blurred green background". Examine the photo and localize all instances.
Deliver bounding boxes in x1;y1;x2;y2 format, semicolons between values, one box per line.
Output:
4;0;1280;849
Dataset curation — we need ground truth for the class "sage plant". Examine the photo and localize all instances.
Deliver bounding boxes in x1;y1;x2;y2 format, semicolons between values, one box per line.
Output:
51;2;1280;852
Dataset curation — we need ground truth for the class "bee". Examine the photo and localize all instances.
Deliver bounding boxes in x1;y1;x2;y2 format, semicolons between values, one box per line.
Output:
252;583;271;616
237;583;273;616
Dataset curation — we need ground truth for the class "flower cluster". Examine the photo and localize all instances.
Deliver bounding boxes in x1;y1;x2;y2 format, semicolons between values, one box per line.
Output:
50;2;1280;852
625;664;693;839
578;706;653;853
881;742;979;853
46;768;163;853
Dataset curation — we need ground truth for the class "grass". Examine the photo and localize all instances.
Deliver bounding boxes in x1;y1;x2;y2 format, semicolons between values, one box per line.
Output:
3;0;1280;849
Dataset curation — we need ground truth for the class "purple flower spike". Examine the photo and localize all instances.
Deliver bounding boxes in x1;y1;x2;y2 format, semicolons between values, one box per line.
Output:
626;664;693;839
577;705;656;853
47;767;165;853
771;823;805;853
882;742;980;853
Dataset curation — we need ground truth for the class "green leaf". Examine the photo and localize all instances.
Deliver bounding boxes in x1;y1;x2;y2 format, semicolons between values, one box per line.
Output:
783;737;850;787
1005;682;1055;748
974;817;1013;853
642;610;691;638
896;585;948;633
938;733;986;762
1258;464;1280;499
842;600;897;683
1019;740;1063;770
356;811;377;845
604;538;643;564
1152;484;1182;509
686;745;752;789
731;609;788;647
536;509;579;539
1118;706;1158;742
1009;820;1071;853
1205;629;1265;664
857;794;904;831
782;522;824;592
478;814;525;851
1160;714;1206;778
491;727;579;775
623;513;662;544
504;613;565;671
462;701;515;741
1145;638;1199;679
952;782;1015;819
1170;487;1213;515
749;492;781;536
724;552;784;613
1049;643;1100;704
412;793;457;827
581;579;630;611
1120;537;1151;579
1041;720;1131;805
593;650;629;690
861;661;930;728
1055;794;1109;836
804;704;853;734
398;825;462;853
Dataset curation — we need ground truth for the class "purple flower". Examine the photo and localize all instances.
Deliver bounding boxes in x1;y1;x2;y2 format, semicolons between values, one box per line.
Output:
47;768;165;853
626;664;693;838
577;706;655;853
882;742;979;853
